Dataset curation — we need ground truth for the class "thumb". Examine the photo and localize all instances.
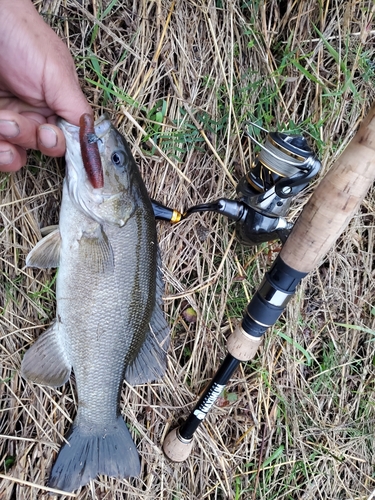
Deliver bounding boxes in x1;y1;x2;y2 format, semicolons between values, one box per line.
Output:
43;38;92;125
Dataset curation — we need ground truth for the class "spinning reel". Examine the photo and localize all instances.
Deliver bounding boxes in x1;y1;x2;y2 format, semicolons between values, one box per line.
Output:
152;123;321;245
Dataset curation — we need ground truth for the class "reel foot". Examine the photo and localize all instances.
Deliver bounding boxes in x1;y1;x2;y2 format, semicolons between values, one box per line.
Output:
163;428;193;462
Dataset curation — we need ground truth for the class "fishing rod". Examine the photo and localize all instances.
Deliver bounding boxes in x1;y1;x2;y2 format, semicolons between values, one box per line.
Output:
158;104;375;462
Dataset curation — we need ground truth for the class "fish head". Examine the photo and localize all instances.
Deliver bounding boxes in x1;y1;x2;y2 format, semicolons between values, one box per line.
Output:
58;114;137;226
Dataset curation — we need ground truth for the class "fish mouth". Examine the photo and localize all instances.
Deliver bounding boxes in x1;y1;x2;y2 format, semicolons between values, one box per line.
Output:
57;118;80;140
58;116;105;191
59;114;122;195
58;114;112;143
94;114;112;140
57;118;89;201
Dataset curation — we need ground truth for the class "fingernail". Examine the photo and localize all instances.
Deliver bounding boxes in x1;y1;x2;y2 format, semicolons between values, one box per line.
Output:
39;126;58;149
0;149;14;165
0;120;20;138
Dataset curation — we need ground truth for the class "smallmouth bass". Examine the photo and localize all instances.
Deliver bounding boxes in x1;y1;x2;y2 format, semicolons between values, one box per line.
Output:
21;114;169;492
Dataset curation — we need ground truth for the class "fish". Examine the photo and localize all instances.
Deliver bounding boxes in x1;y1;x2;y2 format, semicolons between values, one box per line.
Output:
21;114;169;492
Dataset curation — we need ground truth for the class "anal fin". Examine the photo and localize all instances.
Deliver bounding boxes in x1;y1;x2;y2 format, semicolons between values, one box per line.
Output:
21;322;71;387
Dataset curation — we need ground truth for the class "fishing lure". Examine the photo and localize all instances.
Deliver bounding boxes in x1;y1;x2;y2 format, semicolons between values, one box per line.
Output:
79;113;104;189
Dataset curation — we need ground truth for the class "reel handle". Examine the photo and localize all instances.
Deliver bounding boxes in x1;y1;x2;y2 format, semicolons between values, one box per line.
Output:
280;104;375;272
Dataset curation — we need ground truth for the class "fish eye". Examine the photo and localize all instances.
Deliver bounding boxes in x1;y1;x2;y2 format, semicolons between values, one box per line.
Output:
111;151;125;168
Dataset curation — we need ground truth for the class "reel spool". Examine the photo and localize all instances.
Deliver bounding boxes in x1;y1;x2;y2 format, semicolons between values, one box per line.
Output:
242;124;321;200
233;123;321;245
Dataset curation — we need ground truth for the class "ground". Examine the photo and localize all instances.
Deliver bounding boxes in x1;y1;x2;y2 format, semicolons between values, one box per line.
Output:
1;1;375;499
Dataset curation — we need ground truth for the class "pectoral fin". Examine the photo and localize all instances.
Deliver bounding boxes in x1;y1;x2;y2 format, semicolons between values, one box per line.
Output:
80;226;114;273
21;322;71;387
40;225;59;236
26;229;61;268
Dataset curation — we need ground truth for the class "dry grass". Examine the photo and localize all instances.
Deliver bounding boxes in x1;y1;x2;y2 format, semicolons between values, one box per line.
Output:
1;1;375;499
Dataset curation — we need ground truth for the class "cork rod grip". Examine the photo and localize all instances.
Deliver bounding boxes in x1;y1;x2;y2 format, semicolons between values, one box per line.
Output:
280;104;375;274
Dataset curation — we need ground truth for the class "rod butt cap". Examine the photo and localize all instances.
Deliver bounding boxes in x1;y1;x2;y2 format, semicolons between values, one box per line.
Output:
163;428;193;462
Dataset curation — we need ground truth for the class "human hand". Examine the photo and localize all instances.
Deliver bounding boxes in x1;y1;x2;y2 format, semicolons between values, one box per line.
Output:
0;0;92;172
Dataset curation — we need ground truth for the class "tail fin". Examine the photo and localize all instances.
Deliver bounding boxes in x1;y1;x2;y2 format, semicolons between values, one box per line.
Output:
48;415;140;492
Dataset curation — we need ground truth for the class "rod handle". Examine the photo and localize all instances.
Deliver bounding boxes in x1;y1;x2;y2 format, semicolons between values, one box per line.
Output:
280;104;375;273
163;428;194;462
227;324;262;361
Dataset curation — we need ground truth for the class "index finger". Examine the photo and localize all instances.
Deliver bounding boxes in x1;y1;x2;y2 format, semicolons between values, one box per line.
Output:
0;95;53;117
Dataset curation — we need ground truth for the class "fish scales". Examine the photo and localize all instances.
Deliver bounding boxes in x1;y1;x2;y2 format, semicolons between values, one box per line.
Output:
21;115;169;492
58;200;155;424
